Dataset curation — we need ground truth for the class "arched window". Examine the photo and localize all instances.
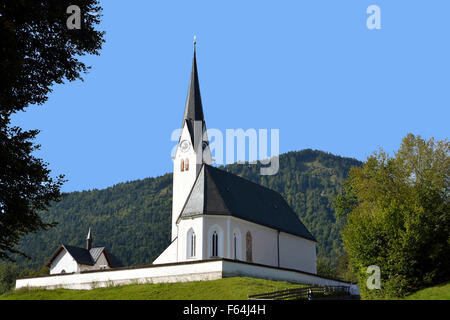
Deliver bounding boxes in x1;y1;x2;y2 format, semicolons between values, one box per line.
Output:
212;231;218;257
232;228;242;260
208;225;223;258
187;228;196;258
180;159;185;172
61;269;66;274
233;234;237;259
185;158;189;171
246;231;252;262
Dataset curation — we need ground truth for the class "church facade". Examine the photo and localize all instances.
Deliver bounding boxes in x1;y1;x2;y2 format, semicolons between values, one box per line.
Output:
153;45;317;274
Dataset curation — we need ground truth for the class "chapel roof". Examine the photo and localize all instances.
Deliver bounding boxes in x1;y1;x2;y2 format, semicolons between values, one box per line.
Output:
179;164;316;241
46;245;111;267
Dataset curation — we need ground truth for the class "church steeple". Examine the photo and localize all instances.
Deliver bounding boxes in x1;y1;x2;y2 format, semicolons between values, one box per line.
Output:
170;39;212;242
86;228;93;250
182;42;204;127
181;39;208;154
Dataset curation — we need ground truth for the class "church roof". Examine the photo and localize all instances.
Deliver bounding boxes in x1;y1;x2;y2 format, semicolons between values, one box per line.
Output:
181;46;207;150
179;164;316;241
182;46;204;128
46;245;112;267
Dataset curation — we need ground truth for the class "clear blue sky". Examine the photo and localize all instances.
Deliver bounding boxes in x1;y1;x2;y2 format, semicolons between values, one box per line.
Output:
11;0;450;192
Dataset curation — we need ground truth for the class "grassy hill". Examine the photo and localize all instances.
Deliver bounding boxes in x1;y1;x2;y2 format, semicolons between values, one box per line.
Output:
401;282;450;300
0;277;305;300
11;149;362;271
2;277;448;300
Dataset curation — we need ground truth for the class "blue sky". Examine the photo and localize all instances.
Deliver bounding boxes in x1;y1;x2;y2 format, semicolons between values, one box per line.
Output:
11;0;450;192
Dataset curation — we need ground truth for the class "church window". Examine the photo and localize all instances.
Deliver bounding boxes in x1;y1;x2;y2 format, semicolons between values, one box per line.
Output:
212;231;218;257
246;231;253;262
232;228;242;260
208;225;223;258
180;159;184;172
61;269;66;274
185;158;189;171
233;234;237;260
187;228;196;258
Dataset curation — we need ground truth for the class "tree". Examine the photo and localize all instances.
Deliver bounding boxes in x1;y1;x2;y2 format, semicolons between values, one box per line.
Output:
0;1;104;260
0;263;21;294
335;134;450;298
0;0;104;116
0;121;64;260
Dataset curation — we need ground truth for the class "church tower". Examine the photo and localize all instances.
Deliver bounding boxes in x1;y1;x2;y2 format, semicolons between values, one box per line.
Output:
171;41;212;240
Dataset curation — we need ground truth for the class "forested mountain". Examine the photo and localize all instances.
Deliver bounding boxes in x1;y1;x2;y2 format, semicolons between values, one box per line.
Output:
13;149;361;270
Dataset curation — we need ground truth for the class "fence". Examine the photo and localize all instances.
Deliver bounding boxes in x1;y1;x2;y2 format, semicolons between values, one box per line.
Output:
248;285;353;300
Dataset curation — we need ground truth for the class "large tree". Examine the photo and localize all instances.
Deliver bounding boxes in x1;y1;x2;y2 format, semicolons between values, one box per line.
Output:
0;0;104;260
0;0;104;115
335;134;450;298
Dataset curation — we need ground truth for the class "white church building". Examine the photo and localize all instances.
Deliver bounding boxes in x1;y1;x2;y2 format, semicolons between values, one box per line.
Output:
16;44;359;293
152;44;317;274
45;229;116;275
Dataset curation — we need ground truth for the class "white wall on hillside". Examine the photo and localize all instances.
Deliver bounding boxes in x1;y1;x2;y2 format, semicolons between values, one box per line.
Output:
18;259;358;294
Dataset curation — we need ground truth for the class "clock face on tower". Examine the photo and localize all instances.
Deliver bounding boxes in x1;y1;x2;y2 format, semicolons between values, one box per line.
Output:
180;140;191;153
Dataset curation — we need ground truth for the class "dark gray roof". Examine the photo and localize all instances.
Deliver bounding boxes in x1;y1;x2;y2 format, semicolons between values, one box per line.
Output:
89;247;106;263
179;164;316;241
46;245;117;267
62;244;95;265
182;47;204;127
182;47;207;150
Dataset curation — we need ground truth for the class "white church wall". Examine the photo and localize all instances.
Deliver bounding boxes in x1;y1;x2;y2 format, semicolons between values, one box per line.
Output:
279;232;316;274
50;250;78;275
202;215;316;273
153;238;178;264
203;216;228;259
203;216;278;267
177;217;204;262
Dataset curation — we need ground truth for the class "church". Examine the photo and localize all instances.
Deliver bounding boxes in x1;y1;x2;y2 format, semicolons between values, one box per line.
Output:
153;43;317;275
17;43;348;291
45;229;122;275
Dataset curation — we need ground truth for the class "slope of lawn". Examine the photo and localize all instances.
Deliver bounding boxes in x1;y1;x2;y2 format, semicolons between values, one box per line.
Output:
402;282;450;300
0;277;305;300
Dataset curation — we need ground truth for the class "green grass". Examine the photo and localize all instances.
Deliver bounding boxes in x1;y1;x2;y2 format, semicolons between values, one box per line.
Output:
0;277;306;300
402;282;450;300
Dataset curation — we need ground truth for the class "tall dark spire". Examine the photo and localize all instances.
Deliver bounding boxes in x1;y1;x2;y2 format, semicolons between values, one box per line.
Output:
182;40;205;128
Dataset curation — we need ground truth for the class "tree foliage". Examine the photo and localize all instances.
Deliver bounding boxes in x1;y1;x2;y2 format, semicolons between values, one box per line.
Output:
0;0;104;115
336;134;450;298
0;0;104;260
0;121;64;260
